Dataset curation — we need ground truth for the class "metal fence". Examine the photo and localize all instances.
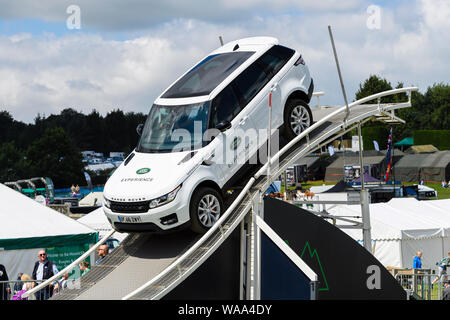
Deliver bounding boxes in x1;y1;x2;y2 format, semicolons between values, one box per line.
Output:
0;274;85;300
0;280;45;300
392;268;448;300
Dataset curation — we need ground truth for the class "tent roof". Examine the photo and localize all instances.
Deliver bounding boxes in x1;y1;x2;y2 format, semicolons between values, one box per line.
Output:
77;207;128;241
394;137;413;146
77;207;109;231
421;150;450;168
327;198;450;240
395;153;430;168
0;183;97;249
405;144;439;154
396;151;450;169
327;155;386;168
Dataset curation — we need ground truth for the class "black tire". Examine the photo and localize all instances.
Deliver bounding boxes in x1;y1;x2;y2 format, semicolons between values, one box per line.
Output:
283;99;313;141
189;187;223;234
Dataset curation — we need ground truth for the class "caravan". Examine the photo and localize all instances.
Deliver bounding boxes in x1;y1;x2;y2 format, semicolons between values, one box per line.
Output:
103;37;314;233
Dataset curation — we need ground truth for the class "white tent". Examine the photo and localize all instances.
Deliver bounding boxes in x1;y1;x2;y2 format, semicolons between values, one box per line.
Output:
0;183;98;280
327;198;450;270
77;207;128;242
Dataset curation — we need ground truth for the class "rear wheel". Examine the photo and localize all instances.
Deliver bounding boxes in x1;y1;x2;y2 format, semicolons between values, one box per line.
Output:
189;187;223;234
283;99;313;141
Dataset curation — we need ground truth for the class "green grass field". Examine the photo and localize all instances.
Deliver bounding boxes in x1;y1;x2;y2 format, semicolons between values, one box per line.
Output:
424;182;450;200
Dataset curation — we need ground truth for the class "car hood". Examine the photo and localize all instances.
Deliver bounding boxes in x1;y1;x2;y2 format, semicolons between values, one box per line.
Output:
103;150;198;201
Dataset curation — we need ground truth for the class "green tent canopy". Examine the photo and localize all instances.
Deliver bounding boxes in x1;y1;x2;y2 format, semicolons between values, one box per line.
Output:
394;137;414;147
0;183;98;279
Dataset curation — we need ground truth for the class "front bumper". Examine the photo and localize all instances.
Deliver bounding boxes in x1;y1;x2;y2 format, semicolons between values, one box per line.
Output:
103;192;190;232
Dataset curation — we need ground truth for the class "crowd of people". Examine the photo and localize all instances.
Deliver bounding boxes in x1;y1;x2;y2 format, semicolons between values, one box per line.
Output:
0;244;109;300
2;245;449;300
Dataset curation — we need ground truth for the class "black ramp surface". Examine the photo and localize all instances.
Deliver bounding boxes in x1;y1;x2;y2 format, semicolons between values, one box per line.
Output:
52;230;199;300
163;226;241;300
261;232;312;299
263;197;407;300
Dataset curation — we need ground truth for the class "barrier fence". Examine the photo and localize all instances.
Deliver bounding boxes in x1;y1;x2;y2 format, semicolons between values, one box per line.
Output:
392;268;448;300
0;280;45;300
0;269;90;300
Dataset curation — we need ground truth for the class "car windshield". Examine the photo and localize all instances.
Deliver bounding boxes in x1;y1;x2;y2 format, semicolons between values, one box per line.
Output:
136;103;211;153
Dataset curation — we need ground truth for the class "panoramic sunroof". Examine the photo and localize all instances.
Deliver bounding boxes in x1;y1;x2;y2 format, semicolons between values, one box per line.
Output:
161;51;255;99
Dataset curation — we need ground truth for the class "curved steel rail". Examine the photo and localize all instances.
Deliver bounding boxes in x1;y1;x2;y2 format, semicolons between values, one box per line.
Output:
122;87;418;300
21;229;116;299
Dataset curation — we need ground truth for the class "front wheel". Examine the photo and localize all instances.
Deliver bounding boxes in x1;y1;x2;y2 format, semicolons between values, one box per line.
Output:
283;99;313;141
189;187;223;234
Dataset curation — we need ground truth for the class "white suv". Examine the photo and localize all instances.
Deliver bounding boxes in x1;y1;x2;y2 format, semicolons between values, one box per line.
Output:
103;37;314;233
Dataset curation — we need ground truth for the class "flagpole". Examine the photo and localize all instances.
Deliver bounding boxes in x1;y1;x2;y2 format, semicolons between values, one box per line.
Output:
392;128;396;196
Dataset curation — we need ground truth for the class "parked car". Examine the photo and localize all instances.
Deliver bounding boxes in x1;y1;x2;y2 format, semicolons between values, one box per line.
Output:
103;36;314;233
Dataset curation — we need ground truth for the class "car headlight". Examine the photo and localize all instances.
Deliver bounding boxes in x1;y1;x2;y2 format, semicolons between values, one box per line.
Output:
149;185;181;209
104;197;111;209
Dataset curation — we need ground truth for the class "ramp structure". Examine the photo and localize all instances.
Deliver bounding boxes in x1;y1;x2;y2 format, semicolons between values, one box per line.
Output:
124;87;418;300
24;87;418;300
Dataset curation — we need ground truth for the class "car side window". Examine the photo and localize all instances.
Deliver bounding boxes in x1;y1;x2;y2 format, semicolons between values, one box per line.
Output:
233;62;269;107
259;45;295;77
210;85;241;127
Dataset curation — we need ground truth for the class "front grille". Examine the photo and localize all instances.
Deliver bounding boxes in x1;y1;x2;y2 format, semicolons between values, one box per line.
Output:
110;200;149;213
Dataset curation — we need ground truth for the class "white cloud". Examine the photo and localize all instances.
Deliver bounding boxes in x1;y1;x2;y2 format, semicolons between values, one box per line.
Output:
0;0;448;123
0;0;366;31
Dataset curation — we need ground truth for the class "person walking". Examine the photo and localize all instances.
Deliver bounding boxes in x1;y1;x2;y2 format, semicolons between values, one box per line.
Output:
32;249;59;300
432;252;450;286
0;264;11;300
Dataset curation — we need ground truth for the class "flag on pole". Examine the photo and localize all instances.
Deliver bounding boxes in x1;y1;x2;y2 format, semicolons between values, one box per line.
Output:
84;171;93;191
384;128;393;182
328;145;335;156
373;140;379;151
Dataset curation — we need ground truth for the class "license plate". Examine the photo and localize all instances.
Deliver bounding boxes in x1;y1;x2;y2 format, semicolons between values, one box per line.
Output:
118;216;142;223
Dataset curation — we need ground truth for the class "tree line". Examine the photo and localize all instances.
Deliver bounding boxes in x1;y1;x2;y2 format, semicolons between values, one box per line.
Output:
0;109;146;188
354;76;449;150
0;76;448;188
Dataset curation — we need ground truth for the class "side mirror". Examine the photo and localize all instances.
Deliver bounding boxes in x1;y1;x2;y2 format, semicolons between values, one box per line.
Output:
136;123;143;136
215;120;231;132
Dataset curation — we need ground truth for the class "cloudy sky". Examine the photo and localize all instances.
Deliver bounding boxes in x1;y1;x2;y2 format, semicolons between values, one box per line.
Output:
0;0;448;123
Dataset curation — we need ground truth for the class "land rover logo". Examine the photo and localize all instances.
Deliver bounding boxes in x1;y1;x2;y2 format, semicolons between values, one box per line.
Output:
231;137;241;150
136;168;150;175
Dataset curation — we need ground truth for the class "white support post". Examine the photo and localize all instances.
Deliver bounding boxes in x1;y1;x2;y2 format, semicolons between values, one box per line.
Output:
247;197;259;300
239;219;245;300
361;189;372;252
357;122;365;189
245;212;252;300
254;191;263;300
247;190;264;300
357;122;372;252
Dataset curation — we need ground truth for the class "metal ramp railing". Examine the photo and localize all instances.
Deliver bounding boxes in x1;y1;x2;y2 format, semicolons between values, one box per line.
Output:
122;86;418;300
